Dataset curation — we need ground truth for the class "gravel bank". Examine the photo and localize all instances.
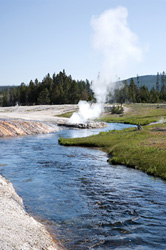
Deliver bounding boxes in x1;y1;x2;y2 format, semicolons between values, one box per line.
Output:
0;175;62;250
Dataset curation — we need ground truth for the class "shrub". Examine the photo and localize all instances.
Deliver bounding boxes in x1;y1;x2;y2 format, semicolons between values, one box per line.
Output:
111;105;124;114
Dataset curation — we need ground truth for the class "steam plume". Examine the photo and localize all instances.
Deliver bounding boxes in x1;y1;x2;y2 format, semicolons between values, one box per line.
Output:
69;101;101;124
69;6;143;124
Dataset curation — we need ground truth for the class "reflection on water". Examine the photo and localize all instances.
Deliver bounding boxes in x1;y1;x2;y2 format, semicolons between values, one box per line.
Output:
0;123;166;249
63;122;134;138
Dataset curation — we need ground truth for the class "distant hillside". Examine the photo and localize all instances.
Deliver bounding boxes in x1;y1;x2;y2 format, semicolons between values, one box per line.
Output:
125;75;161;90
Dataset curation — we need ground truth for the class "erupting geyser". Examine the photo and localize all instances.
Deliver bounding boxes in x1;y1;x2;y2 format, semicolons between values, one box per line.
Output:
69;101;102;124
69;6;143;125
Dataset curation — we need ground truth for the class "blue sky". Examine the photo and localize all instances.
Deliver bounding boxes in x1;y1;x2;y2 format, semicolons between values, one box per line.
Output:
1;0;166;85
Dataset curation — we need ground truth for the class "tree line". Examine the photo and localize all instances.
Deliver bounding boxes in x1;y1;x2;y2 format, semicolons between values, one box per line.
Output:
1;70;166;107
114;73;166;104
0;70;93;106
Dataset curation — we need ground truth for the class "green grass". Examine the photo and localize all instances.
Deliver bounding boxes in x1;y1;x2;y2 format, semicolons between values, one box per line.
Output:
56;111;75;118
101;103;166;125
100;115;158;125
59;122;166;180
58;103;166;180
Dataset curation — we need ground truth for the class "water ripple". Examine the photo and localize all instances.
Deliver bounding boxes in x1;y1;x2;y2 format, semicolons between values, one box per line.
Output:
0;124;166;249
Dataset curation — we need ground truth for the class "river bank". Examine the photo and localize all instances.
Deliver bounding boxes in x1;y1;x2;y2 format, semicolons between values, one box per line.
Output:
0;105;76;249
2;122;152;250
1;121;166;249
0;104;111;137
58;103;166;180
1;103;166;248
101;103;166;125
0;105;77;137
59;121;166;180
0;120;59;137
0;175;61;250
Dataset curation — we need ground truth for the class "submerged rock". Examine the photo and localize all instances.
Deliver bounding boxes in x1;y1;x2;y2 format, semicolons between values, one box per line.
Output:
58;121;107;129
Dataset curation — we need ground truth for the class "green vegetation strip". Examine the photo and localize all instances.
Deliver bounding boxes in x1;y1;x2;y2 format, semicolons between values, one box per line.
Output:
59;123;166;180
56;111;75;118
101;103;166;125
100;115;158;125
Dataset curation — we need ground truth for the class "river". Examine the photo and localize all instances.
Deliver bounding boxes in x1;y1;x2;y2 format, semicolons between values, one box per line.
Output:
0;123;166;249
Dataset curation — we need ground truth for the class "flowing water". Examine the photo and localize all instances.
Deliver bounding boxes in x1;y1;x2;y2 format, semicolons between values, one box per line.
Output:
0;123;166;250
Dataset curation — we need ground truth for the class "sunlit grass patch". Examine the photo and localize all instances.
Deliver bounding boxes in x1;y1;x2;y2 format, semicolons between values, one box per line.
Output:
101;103;166;125
59;123;166;180
56;111;75;118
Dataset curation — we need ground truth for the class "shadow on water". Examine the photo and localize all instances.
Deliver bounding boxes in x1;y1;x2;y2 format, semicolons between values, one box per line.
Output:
0;123;166;249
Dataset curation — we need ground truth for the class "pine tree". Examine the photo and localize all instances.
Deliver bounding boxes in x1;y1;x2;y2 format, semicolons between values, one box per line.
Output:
28;80;36;104
156;72;160;92
37;88;50;105
68;80;80;104
160;84;166;101
19;82;28;105
150;87;159;103
137;74;140;88
128;78;138;102
139;86;150;103
161;71;166;87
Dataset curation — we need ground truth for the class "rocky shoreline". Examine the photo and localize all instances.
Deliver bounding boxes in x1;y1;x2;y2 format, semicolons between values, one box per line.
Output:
58;121;107;129
0;120;59;137
0;119;107;137
0;175;62;250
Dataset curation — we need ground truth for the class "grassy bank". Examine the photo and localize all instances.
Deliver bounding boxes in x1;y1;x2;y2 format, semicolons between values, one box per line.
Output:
58;103;166;180
59;121;166;180
101;103;166;125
